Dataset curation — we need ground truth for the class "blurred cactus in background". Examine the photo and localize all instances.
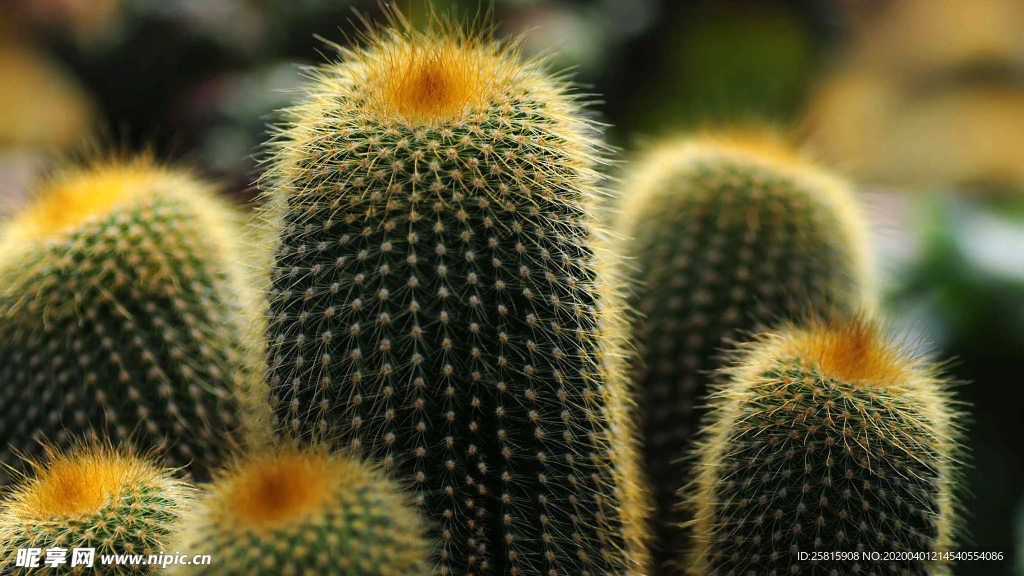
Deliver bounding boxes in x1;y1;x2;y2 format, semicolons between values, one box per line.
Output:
686;316;963;576
170;447;429;576
0;444;192;575
615;131;873;572
261;12;649;576
0;156;257;478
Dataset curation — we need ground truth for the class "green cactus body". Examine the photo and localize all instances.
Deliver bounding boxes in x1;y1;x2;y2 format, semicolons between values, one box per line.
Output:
170;448;430;575
261;17;648;576
0;445;192;575
614;134;873;568
686;317;962;576
0;158;256;476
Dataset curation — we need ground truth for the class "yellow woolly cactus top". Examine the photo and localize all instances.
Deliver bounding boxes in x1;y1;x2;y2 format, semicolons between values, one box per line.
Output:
715;316;960;449
0;155;255;311
214;450;341;531
1;156;220;246
3;158;168;245
184;448;421;534
775;315;919;386
736;315;929;388
169;447;430;575
316;12;519;128
365;27;515;126
0;446;190;523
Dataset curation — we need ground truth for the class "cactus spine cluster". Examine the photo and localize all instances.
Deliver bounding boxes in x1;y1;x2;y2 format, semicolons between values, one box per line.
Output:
613;133;873;568
0;156;256;476
169;447;430;575
261;14;648;576
685;316;962;576
0;445;193;575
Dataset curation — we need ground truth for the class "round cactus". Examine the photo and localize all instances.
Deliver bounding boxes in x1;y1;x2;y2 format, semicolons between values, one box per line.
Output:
0;156;257;477
0;444;192;575
169;447;430;576
685;316;963;576
613;132;874;568
259;12;648;576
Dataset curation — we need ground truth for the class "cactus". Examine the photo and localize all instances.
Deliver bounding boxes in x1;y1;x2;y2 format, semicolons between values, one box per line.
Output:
260;12;649;576
613;132;873;568
685;316;962;576
169;447;429;575
0;444;192;575
0;156;257;477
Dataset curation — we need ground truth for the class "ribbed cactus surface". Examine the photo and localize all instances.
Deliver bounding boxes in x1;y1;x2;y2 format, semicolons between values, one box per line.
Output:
614;134;873;569
262;16;647;576
0;157;254;476
0;445;192;575
170;448;429;575
686;317;961;576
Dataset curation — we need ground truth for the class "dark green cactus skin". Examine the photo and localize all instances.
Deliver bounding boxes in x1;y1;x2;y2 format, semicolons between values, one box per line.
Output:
265;86;640;575
0;192;245;477
619;146;869;570
690;353;956;576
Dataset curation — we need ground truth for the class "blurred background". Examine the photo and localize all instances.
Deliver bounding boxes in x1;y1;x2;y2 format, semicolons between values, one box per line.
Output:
1;0;1022;574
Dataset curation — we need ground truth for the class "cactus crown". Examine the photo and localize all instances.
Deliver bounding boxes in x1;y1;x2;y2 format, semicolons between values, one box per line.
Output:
266;10;601;204
0;155;248;286
4;445;185;521
171;447;430;575
1;158;162;245
773;315;916;386
353;12;517;127
214;450;341;530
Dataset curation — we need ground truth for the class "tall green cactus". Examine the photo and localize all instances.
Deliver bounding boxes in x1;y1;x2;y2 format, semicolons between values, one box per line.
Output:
169;447;430;575
685;316;962;576
260;14;648;576
0;156;256;477
613;133;873;569
0;444;193;575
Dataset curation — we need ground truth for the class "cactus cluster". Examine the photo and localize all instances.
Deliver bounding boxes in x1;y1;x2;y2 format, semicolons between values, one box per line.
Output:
169;447;429;575
685;316;962;576
0;157;257;476
0;9;975;576
614;133;874;568
260;15;648;576
0;445;192;575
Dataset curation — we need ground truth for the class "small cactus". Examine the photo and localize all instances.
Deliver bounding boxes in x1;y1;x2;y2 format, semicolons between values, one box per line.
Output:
260;12;649;576
0;444;193;575
613;132;873;568
0;156;257;476
169;447;430;575
685;316;963;576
